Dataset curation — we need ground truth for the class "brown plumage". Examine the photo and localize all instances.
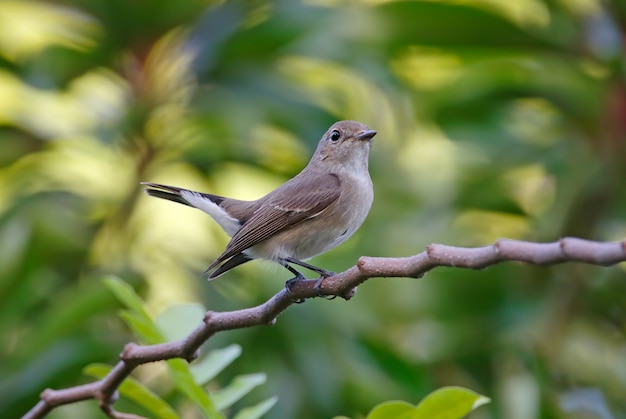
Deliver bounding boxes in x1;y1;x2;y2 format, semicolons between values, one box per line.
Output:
142;120;376;281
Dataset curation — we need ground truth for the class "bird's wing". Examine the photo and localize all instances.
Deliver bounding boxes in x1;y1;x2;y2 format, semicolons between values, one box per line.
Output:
206;173;341;271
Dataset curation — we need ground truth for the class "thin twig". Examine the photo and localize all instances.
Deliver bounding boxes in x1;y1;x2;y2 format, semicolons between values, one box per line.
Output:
22;237;626;419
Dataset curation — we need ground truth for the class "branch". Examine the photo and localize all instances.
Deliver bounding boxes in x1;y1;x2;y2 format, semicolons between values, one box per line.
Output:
22;237;626;419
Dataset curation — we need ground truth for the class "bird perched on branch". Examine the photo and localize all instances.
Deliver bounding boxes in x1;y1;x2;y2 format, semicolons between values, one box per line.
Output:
142;120;376;291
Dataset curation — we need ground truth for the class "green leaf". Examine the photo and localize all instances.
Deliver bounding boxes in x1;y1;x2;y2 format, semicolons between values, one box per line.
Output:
102;276;152;320
366;387;490;419
367;401;416;419
413;386;490;419
103;278;166;344
101;281;225;419
118;310;165;345
84;363;181;419
156;303;206;342
233;396;278;419
211;373;267;410
190;344;242;385
167;358;225;419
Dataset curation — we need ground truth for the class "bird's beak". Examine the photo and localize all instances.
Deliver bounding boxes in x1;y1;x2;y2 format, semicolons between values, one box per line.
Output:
356;130;377;141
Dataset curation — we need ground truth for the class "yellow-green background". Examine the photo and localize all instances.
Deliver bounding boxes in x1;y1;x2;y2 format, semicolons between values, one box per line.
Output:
2;0;626;418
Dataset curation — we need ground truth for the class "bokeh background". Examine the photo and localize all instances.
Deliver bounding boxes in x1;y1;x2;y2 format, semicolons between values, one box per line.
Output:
2;0;626;418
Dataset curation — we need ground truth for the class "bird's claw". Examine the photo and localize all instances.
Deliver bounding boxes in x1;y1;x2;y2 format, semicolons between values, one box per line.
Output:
285;275;306;303
313;275;337;300
285;271;337;301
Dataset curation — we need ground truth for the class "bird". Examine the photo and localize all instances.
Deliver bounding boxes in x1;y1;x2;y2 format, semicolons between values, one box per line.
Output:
142;120;376;290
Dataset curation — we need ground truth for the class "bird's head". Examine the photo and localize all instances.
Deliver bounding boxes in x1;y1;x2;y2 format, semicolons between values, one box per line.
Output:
312;120;377;172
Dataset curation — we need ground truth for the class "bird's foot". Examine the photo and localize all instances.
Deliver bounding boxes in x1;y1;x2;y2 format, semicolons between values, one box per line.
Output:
285;270;337;301
313;274;337;300
315;269;335;279
285;274;307;304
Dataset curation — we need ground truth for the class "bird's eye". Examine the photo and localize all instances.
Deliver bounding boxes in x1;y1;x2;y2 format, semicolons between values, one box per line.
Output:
330;130;341;142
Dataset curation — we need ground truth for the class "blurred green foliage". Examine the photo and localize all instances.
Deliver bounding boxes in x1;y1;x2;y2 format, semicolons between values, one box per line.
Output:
1;0;626;418
82;277;276;419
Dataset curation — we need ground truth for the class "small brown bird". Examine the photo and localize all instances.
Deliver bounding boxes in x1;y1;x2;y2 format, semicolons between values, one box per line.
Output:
142;120;376;286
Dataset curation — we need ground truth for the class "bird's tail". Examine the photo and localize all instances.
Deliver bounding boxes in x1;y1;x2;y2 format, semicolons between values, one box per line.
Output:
202;253;254;279
141;182;225;208
141;182;253;279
